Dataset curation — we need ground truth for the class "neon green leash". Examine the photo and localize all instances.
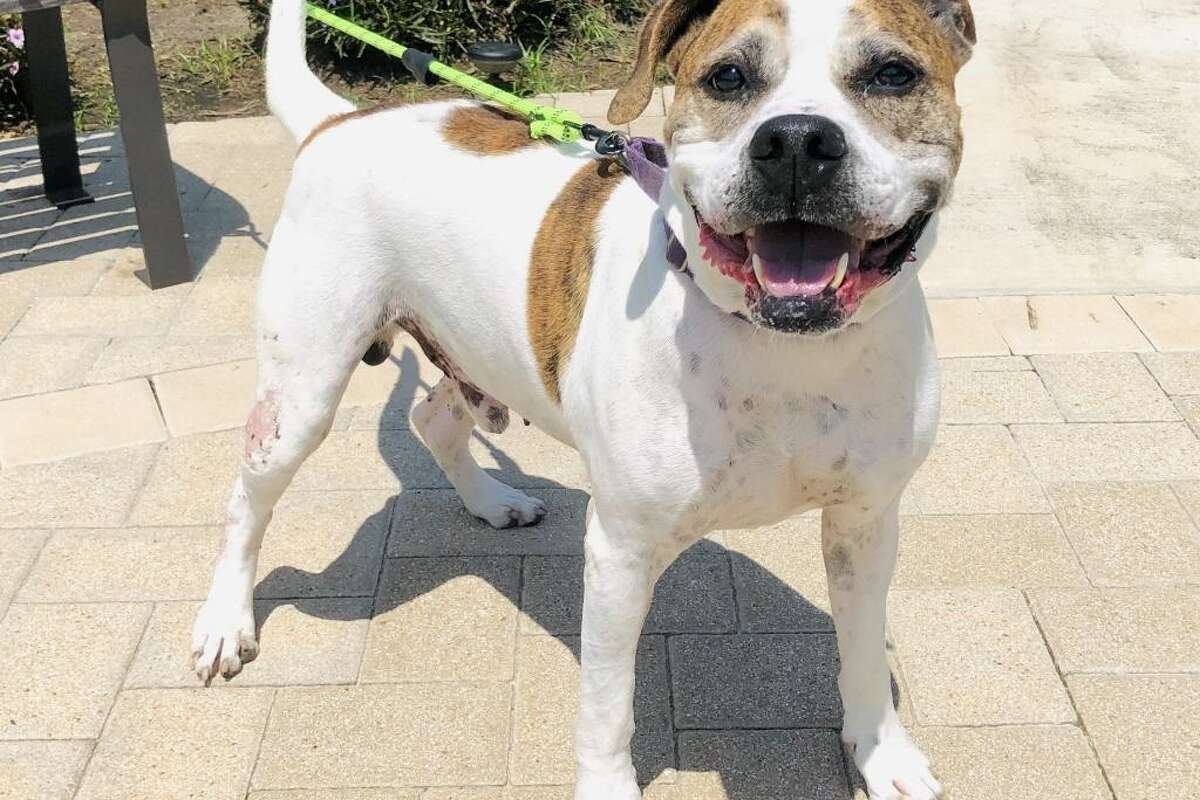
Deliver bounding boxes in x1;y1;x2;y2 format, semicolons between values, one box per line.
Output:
305;4;585;143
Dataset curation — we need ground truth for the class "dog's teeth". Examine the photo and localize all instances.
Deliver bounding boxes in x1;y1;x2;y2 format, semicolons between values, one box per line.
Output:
831;252;849;289
751;253;764;284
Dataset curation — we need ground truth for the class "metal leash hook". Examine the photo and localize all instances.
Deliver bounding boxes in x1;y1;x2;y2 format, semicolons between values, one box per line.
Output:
579;123;629;156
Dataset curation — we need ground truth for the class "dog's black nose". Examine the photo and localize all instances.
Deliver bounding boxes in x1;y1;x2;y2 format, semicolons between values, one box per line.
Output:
749;114;848;192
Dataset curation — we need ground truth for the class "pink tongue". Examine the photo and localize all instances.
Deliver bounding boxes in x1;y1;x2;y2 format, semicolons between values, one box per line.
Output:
750;220;859;298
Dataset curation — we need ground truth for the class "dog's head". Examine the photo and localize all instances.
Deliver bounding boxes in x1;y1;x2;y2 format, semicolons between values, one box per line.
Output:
610;0;975;334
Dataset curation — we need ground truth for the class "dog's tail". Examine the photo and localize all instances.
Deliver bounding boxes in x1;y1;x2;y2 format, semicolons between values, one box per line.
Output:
266;0;355;144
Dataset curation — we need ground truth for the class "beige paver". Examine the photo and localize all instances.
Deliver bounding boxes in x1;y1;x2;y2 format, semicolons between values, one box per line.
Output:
907;425;1048;514
0;336;107;400
1069;675;1200;800
0;529;45;619
979;295;1152;355
927;298;1010;357
913;726;1110;800
938;355;1032;372
249;791;419;800
723;517;832;632
292;429;432;491
9;293;181;337
939;368;1061;424
554;88;622;118
422;789;572;800
126;598;371;687
1140;351;1200;395
361;557;519;682
1012;422;1200;481
255;490;393;598
74;687;274;800
1032;352;1180;422
675;730;851;800
0;378;165;466
17;526;220;602
1046;482;1200;585
1029;587;1200;673
0;602;150;739
87;334;255;384
128;430;241;526
253;683;511;789
1118;293;1200;351
170;275;258;336
509;635;673;785
153;359;256;436
888;589;1073;725
0;740;93;800
1176;480;1200;524
0;443;158;528
629;115;666;140
1179;396;1200;437
894;514;1086;589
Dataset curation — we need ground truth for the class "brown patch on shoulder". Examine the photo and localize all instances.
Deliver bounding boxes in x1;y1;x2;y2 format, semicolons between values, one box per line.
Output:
528;159;627;402
443;104;540;155
298;103;400;153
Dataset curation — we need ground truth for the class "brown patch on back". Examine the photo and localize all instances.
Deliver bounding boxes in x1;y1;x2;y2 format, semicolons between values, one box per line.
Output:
297;104;399;153
527;159;627;402
443;104;540;155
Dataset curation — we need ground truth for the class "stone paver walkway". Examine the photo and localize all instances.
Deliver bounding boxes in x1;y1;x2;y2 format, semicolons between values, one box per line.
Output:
3;0;1200;797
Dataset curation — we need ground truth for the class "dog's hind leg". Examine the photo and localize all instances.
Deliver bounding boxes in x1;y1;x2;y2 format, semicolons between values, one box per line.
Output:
411;377;547;529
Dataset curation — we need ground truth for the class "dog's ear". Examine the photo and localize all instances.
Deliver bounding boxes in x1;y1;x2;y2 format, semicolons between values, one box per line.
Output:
918;0;976;66
608;0;716;125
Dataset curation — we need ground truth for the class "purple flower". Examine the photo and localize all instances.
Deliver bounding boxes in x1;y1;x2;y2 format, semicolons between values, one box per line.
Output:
5;27;23;49
5;61;17;76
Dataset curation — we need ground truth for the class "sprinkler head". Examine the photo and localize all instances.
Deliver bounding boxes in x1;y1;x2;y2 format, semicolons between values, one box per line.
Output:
467;41;523;75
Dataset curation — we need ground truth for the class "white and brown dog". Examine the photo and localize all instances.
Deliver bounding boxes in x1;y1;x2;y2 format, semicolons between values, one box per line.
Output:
192;0;975;797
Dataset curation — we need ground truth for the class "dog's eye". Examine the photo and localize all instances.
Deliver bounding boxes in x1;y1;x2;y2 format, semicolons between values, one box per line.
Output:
708;65;746;93
872;61;919;89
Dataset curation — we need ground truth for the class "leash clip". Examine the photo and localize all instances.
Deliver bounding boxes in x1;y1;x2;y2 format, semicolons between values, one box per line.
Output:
580;124;628;156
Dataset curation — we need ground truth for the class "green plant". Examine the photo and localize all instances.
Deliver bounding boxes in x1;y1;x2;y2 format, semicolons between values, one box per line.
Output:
173;38;254;90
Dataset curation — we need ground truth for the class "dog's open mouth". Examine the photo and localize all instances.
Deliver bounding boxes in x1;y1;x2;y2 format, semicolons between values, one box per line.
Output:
697;212;928;307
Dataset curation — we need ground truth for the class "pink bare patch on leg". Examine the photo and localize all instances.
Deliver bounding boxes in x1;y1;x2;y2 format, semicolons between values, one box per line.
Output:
244;391;281;463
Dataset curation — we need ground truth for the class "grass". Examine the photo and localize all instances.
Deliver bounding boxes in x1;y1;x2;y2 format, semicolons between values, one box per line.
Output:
172;38;255;91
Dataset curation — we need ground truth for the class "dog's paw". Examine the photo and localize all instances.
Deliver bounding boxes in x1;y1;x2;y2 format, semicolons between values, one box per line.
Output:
465;481;548;529
191;603;258;686
847;722;942;800
575;771;642;800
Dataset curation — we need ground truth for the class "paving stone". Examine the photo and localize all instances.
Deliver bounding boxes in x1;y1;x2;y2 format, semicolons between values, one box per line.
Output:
170;276;258;337
87;335;255;384
255;490;394;599
88;248;192;295
422;789;571;800
25;190;138;262
894;514;1086;589
0;336;107;400
1032;352;1180;422
0;198;60;258
0;443;158;528
509;635;673;785
669;634;841;729
0;530;44;619
1012;422;1200;481
674;730;851;800
361;557;519;682
938;355;1032;372
0;378;166;466
939;368;1061;424
1180;395;1200;437
554;89;620;117
913;726;1110;800
126;598;371;687
128;430;241;526
470;424;591;491
723;517;833;632
153;359;256;436
0;602;150;739
1118;294;1200;351
253;683;511;789
10;293;181;337
519;547;736;635
907;425;1048;514
1140;351;1200;395
629;116;666;140
1029;587;1200;673
18;526;220;602
75;687;274;800
0;740;93;800
928;298;1011;357
1176;480;1200;525
888;589;1073;725
979;295;1152;355
388;487;587;556
293;429;443;491
1047;482;1200;585
249;791;419;800
1069;675;1200;800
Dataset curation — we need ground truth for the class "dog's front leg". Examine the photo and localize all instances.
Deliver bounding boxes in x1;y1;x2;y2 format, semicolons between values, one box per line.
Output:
574;507;673;800
823;501;942;800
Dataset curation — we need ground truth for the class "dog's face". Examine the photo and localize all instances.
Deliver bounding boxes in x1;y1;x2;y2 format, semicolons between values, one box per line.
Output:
610;0;975;334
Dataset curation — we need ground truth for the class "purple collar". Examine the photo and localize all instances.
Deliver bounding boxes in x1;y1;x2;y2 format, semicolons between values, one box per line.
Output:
619;137;690;273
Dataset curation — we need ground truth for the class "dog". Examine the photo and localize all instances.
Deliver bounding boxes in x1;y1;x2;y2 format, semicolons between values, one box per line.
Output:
191;0;975;797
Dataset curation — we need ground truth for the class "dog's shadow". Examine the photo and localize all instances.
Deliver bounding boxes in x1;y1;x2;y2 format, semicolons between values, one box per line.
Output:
256;344;896;799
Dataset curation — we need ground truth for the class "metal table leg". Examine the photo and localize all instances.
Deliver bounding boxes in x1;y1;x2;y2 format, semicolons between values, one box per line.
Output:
23;6;92;209
98;0;194;288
